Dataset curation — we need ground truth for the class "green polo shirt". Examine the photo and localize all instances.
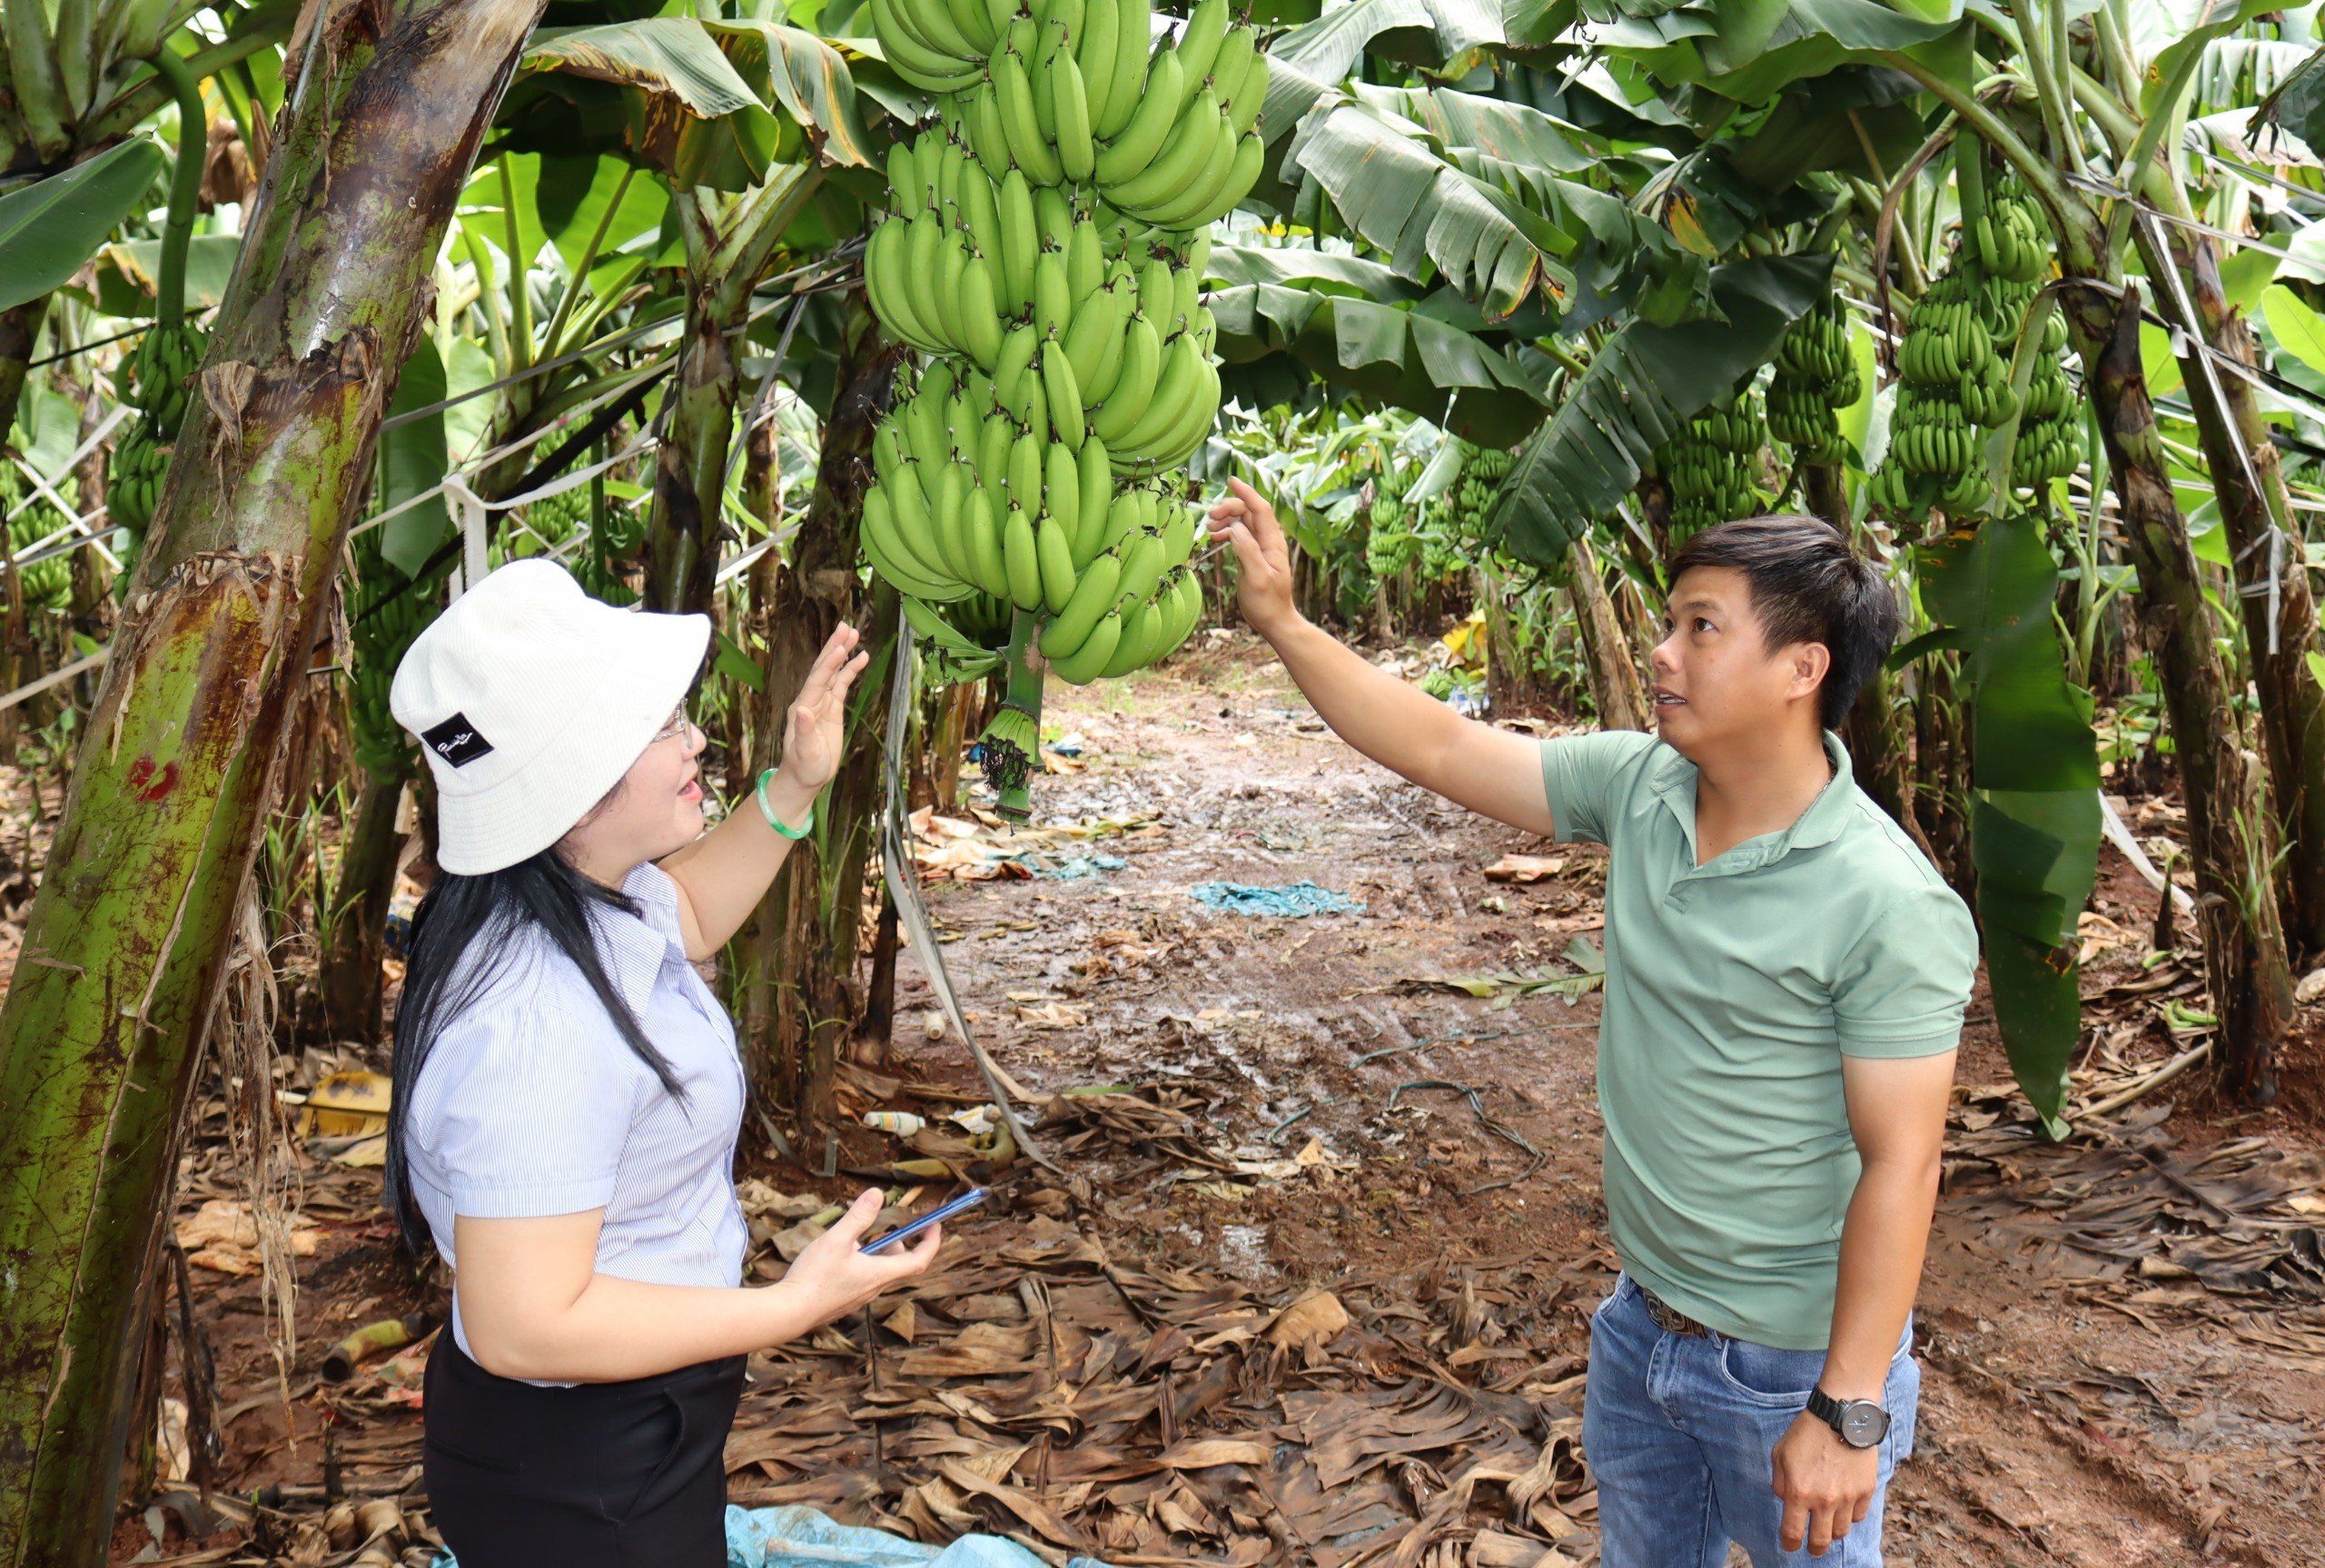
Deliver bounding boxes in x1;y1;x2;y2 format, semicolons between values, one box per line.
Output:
1541;729;1977;1350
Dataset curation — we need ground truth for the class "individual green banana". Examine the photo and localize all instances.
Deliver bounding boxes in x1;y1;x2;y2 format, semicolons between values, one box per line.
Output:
1049;609;1123;684
1173;0;1230;104
1091;490;1142;566
1050;47;1095;183
965;485;1013;598
961;255;1004;370
1033;251;1073;338
1061;281;1118;388
1113;528;1168;608
1066;218;1103;302
1041;552;1122;659
1080;278;1134;402
996;170;1039;312
1043;339;1087;450
1036;514;1077;613
1146;124;1256;229
1076;0;1121;133
1136;254;1176;331
1091;313;1160;444
1009;428;1046;521
994;323;1041;418
1074;439;1113;563
888;142;928;215
1098;597;1160;678
1034;183;1074;252
968;81;1014;182
1207;25;1256;112
994;47;1065;185
1003;505;1044;609
1044;439;1081;553
1033;20;1069;140
931;459;977;581
1096;0;1153;139
1095;49;1184;186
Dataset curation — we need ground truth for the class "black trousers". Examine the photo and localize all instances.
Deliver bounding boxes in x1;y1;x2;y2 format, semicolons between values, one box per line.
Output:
422;1335;745;1567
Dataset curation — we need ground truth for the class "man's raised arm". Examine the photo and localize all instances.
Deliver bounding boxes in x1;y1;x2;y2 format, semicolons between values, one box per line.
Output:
1206;478;1558;836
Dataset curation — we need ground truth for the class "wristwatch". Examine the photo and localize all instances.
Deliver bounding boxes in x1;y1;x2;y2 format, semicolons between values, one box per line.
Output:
1806;1387;1890;1448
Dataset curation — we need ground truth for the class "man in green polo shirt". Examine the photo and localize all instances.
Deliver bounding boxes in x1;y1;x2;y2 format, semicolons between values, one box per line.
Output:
1204;486;1976;1566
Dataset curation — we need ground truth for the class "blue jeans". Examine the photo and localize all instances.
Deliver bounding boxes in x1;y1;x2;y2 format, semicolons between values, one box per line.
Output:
1584;1274;1920;1567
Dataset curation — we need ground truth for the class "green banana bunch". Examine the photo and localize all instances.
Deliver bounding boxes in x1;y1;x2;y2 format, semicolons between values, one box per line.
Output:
0;466;73;610
108;320;209;582
1652;392;1765;542
864;0;1266;818
1972;173;2050;287
1870;233;2077;522
1769;288;1858;463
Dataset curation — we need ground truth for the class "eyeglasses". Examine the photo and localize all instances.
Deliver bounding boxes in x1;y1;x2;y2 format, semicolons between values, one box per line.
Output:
652;704;698;745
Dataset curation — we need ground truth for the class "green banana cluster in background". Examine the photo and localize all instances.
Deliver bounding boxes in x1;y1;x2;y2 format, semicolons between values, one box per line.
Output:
863;0;1264;819
1657;390;1766;542
1870;172;2074;518
1767;292;1858;464
0;467;74;613
107;318;207;586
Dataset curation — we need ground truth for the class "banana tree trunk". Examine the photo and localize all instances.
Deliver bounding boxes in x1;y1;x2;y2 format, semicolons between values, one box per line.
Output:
747;301;905;1124
0;295;49;451
2144;227;2325;961
2061;278;2291;1100
1565;535;1647;729
0;2;548;1557
646;172;817;616
320;773;405;1041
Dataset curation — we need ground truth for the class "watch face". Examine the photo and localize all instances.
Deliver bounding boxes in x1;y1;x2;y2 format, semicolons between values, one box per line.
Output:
1840;1402;1888;1447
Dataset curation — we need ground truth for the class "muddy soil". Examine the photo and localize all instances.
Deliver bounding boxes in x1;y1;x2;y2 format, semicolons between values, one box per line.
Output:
107;630;2325;1565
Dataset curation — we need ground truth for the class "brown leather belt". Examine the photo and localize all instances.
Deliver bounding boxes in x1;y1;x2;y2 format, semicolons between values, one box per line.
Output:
1639;1284;1710;1337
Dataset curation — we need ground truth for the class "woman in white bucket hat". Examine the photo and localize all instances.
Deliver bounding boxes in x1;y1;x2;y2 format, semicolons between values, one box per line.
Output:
380;559;937;1565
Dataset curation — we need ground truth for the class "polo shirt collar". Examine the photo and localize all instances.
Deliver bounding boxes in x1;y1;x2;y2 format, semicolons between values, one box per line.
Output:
1652;730;1857;866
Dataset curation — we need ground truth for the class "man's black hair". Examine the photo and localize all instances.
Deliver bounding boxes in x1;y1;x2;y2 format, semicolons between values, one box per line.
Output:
1667;514;1900;731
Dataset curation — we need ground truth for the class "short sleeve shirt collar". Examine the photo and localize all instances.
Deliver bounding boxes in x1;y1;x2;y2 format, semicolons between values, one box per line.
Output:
584;863;689;1015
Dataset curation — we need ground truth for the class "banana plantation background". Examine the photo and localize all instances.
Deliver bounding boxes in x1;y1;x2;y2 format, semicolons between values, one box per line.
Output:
5;0;2325;1561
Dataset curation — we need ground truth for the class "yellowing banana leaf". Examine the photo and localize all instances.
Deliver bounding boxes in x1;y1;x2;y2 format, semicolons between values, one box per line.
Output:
703;21;877;170
509;20;792;192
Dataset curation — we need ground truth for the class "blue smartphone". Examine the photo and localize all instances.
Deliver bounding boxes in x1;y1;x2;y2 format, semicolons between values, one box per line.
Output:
859;1186;986;1254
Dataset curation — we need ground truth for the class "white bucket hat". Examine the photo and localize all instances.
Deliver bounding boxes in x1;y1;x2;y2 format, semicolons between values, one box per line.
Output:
390;558;709;874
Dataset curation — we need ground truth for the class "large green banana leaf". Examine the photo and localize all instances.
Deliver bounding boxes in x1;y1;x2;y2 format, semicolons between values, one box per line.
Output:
0;138;165;313
1918;516;2101;1139
1206;244;1555;443
1479;251;1832;571
1584;0;1964;104
83;232;242;317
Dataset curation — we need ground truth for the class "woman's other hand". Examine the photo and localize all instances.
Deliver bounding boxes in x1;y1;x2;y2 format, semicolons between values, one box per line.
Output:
777;1188;940;1329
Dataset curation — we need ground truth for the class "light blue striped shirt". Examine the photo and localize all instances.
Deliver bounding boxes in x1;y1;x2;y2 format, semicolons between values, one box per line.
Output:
403;862;748;1383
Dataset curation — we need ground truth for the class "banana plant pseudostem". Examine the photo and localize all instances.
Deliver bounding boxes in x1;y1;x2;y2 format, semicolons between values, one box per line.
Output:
0;0;551;1558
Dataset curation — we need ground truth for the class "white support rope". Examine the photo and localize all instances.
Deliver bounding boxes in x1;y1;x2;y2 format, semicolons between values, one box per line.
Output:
0;647;109;713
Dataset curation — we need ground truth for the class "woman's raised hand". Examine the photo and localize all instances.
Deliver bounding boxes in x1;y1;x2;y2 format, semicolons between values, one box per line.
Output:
778;625;872;793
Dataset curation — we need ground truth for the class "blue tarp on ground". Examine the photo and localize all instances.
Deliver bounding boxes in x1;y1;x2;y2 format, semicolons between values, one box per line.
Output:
1189;880;1364;918
437;1504;1121;1568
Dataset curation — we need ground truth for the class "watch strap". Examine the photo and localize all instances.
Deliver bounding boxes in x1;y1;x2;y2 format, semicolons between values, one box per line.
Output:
1806;1386;1888;1448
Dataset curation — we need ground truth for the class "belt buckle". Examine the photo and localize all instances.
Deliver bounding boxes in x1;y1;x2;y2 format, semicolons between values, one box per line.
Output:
1641;1287;1705;1336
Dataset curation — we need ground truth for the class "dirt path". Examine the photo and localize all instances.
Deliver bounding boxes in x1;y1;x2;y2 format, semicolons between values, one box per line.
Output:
878;633;2325;1567
128;632;2325;1565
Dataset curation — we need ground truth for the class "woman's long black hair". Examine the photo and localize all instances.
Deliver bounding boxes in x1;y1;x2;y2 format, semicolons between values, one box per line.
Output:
384;845;688;1256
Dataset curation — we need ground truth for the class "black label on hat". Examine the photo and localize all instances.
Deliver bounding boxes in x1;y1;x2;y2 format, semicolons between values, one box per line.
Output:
422;714;494;768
